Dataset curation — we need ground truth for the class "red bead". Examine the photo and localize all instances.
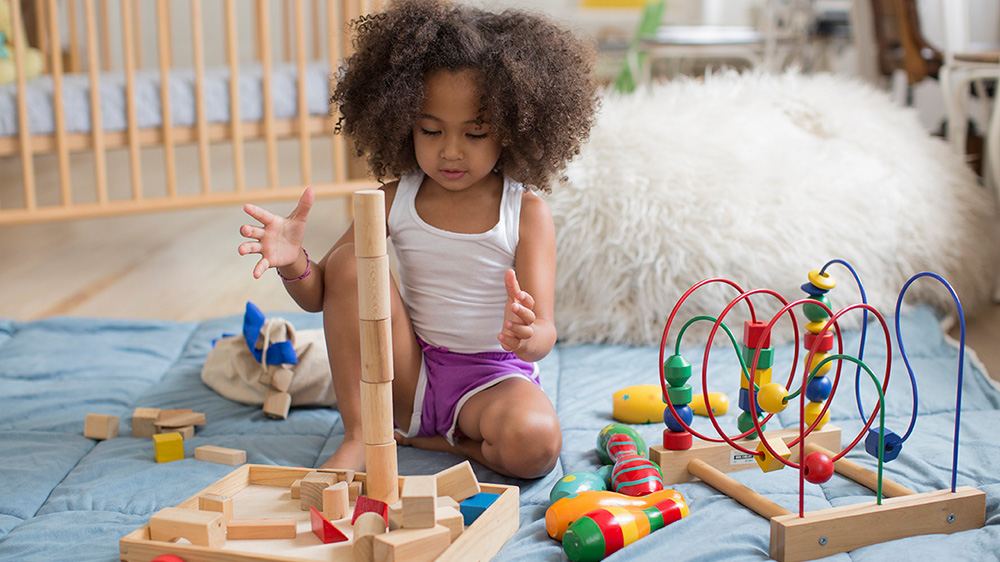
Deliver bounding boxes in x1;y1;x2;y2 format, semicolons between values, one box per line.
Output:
743;320;771;349
803;330;834;352
662;429;693;450
802;451;835;484
151;557;187;562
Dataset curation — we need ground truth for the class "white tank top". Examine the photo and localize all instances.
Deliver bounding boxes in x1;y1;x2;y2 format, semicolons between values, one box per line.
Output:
387;171;523;353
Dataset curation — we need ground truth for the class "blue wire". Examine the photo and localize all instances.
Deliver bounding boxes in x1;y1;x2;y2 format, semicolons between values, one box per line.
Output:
895;272;966;493
819;259;871;422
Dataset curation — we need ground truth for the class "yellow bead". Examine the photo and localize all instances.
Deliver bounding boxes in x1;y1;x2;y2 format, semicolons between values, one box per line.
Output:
757;383;788;414
740;367;772;390
804;320;829;335
754;437;791;472
807;270;836;291
804;401;830;430
804;352;832;377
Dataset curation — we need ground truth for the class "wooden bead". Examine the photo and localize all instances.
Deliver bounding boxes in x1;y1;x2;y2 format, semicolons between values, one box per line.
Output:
754;438;791;472
803;330;834;352
662;404;693;433
738;387;760;413
804;352;832;377
743;320;771;349
662;429;693;451
807;269;836;291
805;375;833;402
662;354;691;387
740;367;772;390
737;411;766;439
802;451;834;484
666;383;692;406
800;281;828;296
802;293;832;322
865;428;903;462
804;401;830;430
804;320;829;334
741;345;774;370
757;382;789;414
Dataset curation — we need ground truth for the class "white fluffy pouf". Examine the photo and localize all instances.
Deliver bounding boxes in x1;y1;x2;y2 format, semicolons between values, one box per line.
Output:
549;70;1000;347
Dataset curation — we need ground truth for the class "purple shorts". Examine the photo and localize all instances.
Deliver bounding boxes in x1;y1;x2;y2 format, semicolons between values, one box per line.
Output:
397;337;540;445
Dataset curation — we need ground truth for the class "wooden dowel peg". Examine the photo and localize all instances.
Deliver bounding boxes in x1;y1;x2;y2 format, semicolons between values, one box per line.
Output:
361;381;394;445
361;319;394;383
687;458;792;520
804;443;916;498
357;255;391;321
354;190;387;258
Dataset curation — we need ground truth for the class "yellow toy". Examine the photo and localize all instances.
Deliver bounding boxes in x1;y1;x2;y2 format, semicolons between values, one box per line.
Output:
0;0;44;85
613;385;728;423
153;432;185;463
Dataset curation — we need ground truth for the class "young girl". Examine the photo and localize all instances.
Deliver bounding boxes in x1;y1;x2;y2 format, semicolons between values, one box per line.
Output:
238;0;598;479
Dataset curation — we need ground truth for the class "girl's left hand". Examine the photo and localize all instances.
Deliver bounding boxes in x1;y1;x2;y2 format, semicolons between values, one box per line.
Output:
498;269;536;353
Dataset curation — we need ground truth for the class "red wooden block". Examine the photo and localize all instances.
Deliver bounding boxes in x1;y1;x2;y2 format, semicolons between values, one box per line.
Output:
662;429;693;450
310;506;348;544
803;330;835;352
743;320;770;349
352;495;389;525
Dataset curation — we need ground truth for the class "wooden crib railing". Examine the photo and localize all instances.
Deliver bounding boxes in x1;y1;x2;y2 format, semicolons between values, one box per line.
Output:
0;0;381;224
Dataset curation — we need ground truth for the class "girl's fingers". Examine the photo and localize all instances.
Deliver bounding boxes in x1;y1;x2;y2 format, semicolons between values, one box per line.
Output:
237;241;262;256
243;203;274;225
240;224;265;240
253;257;270;279
504;269;521;300
292;187;316;221
510;300;536;326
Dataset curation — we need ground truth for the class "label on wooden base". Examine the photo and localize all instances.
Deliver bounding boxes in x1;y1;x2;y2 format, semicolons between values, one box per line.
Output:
649;425;842;485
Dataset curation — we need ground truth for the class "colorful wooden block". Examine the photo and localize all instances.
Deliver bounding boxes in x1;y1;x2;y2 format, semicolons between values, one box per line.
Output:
662;429;693;451
743;320;771;349
459;492;500;526
152;432;184;463
84;413;119;440
740;367;772;390
372;524;450;562
402;475;437;529
131;408;161;438
149;507;225;548
309;506;348;544
197;494;233;522
194;445;247;466
434;460;480;502
741;346;775;370
352;495;389;525
323;481;350;520
754;437;791;472
226;518;297;540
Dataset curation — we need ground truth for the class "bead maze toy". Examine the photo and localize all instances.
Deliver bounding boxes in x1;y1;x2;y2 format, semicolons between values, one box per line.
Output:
119;191;520;562
649;260;986;562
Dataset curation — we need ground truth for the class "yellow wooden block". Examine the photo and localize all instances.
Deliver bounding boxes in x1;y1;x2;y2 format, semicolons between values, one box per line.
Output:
152;432;184;463
755;437;791;472
741;368;772;390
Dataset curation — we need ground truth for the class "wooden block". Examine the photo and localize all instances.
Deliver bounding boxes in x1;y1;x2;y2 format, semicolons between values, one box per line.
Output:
353;190;387;258
353;496;389;525
459;492;500;526
317;468;356;483
360;319;394;383
387;500;404;531
300;472;337;511
434;460;481;502
309;506;348;544
198;494;233;522
263;389;292;420
194;445;247;466
152;432;184;463
437;496;459;509
649;424;842;485
401;475;437;529
353;511;387;562
290;479;302;499
149;507;225;549
373;524;450;562
365;441;400;504
436;505;463;543
323;481;350;520
361;380;394;445
84;414;119;440
131;408;161;438
349;480;364;501
226;518;297;540
155;410;206;428
269;367;294;392
770;487;986;562
357;255;391;321
156;425;195;440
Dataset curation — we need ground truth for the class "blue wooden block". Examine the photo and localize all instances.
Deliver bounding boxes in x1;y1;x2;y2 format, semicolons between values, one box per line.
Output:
459;492;500;526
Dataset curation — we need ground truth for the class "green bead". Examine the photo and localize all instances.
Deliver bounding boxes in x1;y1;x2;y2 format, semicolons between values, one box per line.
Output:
737;411;766;440
663;354;692;387
666;383;692;406
742;345;774;370
803;294;832;322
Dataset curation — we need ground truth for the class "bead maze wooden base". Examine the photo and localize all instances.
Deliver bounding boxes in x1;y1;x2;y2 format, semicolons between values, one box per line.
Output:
119;464;519;562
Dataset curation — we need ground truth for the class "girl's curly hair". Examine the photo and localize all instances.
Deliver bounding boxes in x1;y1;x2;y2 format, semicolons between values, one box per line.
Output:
331;0;599;192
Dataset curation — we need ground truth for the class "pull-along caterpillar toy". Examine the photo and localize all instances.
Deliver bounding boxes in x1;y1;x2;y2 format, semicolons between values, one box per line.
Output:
649;259;986;562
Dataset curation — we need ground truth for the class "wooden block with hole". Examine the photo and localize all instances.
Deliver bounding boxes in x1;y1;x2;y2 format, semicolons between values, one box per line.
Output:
198;494;233;522
373;524;450;562
434;460;480;502
149;507;225;549
401;475;437;529
300;472;337;511
323;481;350;520
353;511;387;562
194;445;247;466
226;518;297;540
131;408;161;438
263;389;292;420
84;414;119;440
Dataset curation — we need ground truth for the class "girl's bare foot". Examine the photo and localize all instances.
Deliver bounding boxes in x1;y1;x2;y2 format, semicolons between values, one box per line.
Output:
319;437;367;472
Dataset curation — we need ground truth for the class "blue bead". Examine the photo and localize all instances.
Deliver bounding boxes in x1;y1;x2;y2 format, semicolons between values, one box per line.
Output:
738;387;761;413
663;404;693;432
800;282;829;296
864;428;903;462
805;375;833;402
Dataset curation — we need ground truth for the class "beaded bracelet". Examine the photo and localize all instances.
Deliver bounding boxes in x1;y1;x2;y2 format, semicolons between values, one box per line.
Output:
277;248;311;282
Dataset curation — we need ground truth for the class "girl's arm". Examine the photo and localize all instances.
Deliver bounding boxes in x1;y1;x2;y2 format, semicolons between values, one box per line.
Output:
498;191;557;362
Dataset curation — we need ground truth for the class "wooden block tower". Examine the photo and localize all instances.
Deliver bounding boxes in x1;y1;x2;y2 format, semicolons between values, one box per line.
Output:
354;190;400;505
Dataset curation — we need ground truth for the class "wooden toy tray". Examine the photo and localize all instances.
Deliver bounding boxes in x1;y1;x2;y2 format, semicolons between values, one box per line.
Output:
119;464;519;562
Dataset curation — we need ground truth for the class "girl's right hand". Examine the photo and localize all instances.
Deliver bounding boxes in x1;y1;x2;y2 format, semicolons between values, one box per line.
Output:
238;188;316;279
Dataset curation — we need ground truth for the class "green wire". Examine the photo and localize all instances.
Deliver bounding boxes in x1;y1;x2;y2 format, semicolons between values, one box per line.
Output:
674;315;760;392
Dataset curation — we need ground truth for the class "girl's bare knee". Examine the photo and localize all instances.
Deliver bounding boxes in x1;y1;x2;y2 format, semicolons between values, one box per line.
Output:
496;413;561;479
